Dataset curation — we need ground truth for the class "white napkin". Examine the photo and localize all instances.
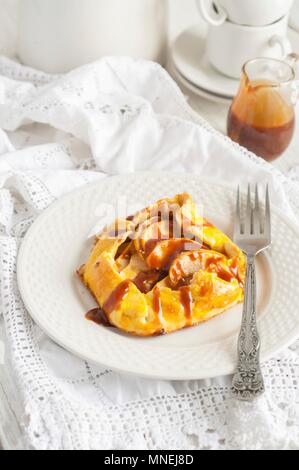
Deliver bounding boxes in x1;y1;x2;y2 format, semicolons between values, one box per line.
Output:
1;56;299;450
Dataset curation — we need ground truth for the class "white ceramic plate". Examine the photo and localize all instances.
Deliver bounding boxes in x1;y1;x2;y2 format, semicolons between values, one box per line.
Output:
172;25;299;100
17;173;299;380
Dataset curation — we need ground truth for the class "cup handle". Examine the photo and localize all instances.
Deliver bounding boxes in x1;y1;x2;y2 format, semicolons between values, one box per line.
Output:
269;35;292;58
196;0;227;26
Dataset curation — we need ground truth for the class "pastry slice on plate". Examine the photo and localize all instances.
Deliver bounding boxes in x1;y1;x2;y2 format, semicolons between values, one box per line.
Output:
78;193;245;336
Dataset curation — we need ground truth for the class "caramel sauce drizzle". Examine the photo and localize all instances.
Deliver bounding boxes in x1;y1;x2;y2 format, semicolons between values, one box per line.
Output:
203;220;213;228
115;241;132;261
144;239;160;258
85;308;112;327
179;286;193;325
229;257;244;287
85;280;131;327
206;257;236;283
103;280;131;314
148;239;203;270
132;270;161;294
170;252;201;286
215;265;235;283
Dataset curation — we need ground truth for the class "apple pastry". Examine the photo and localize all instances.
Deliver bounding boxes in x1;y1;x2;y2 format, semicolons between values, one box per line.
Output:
78;193;245;336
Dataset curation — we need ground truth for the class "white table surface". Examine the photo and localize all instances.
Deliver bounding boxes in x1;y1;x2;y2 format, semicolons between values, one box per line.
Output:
0;0;299;450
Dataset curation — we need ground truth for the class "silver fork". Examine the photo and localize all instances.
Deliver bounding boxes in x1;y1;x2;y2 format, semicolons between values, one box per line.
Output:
232;184;271;401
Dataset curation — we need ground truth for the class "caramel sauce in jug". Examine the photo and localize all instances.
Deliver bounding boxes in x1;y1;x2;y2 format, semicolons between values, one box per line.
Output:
227;78;295;161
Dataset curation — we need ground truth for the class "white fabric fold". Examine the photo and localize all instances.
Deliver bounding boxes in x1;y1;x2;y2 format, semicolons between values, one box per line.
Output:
0;56;299;450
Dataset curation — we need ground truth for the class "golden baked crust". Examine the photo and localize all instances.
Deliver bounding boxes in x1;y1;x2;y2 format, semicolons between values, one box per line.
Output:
79;193;245;336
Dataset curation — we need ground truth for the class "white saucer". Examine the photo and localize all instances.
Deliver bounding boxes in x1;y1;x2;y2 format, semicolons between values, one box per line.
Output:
169;60;232;104
171;25;299;101
171;25;239;99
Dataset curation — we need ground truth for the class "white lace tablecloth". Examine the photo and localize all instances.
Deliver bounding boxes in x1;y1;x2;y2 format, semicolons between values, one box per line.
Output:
1;56;299;450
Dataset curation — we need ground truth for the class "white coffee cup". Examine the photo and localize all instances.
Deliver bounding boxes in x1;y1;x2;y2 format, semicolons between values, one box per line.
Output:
207;15;292;79
197;0;294;27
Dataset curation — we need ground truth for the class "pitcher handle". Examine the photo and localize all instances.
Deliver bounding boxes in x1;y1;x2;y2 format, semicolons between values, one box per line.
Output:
196;0;227;26
286;53;299;67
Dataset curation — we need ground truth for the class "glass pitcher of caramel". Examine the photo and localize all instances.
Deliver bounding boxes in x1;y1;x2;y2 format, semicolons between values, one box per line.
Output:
227;57;298;162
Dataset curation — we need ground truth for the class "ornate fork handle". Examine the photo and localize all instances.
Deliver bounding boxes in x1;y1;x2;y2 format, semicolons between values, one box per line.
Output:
232;255;265;401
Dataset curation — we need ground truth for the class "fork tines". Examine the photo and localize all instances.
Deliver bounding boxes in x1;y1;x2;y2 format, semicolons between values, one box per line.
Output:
234;184;271;240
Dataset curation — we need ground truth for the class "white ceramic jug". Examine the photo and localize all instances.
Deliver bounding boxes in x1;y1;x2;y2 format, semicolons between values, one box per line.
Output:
18;0;168;73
